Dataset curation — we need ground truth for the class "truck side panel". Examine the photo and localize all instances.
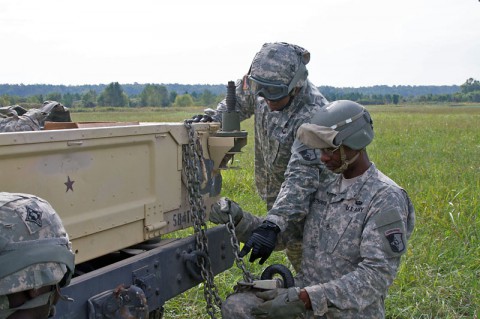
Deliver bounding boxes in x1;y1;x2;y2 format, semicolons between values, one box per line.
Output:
0;122;240;317
0;122;224;263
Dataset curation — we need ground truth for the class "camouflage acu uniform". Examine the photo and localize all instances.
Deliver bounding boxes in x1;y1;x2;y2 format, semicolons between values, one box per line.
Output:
0;101;71;132
0;107;46;132
224;163;415;319
214;78;328;208
265;141;325;271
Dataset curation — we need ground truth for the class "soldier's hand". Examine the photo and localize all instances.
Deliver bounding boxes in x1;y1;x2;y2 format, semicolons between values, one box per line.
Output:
252;287;306;319
239;221;280;264
209;197;244;225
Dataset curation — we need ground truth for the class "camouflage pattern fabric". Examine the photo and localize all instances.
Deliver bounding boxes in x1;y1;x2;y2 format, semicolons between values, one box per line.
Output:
250;42;310;87
213;78;327;271
265;140;326;271
0;108;46;132
0;101;70;132
224;164;415;318
0;192;73;295
213;78;328;209
210;43;327;272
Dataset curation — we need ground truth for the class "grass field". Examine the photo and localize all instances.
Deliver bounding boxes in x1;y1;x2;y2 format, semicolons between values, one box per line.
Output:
71;104;479;318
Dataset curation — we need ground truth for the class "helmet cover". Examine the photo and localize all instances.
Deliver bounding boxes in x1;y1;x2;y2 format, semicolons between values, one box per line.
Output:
250;42;310;87
297;100;374;150
0;193;74;295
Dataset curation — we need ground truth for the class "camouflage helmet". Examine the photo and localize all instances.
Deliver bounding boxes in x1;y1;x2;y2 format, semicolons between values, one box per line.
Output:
297;100;374;150
0;192;75;296
248;42;310;100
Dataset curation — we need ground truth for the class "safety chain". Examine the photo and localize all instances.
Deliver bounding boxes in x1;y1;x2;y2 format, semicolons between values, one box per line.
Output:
225;215;255;283
182;122;222;318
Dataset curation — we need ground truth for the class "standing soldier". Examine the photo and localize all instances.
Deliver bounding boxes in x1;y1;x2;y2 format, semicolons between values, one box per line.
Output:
205;42;328;270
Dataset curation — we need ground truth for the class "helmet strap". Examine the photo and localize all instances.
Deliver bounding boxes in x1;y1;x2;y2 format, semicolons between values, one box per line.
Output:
333;146;360;174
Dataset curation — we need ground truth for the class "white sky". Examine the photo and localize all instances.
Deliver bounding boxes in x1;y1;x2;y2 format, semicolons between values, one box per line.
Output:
0;0;479;87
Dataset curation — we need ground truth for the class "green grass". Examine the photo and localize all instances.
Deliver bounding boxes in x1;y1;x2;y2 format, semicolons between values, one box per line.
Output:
70;104;480;318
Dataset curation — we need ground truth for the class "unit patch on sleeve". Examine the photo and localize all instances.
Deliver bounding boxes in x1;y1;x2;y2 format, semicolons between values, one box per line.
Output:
384;228;405;253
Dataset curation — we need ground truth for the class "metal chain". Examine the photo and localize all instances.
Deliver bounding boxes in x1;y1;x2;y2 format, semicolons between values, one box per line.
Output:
183;122;222;318
225;214;255;283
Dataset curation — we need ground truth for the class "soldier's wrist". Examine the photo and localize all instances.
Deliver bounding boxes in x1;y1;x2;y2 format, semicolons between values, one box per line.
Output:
261;220;280;233
299;288;312;309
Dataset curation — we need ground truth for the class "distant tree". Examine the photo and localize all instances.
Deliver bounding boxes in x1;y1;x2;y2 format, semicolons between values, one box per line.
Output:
26;95;43;104
0;95;11;107
174;94;194;107
169;91;177;104
62;93;75;107
46;92;62;102
198;89;217;107
466;91;480;102
82;90;97;108
392;94;400;105
384;94;392;104
0;94;23;106
129;97;141;107
139;84;170;107
98;82;129;107
460;78;480;94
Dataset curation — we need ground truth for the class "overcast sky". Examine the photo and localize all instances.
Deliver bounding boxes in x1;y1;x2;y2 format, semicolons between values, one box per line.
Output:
1;0;478;87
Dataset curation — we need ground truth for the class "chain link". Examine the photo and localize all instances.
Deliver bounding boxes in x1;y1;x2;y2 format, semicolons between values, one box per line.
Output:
183;122;222;318
225;214;255;283
183;122;257;317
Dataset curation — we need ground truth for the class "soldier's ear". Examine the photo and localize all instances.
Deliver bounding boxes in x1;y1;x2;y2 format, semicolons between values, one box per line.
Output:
28;288;41;298
28;285;54;298
302;51;310;65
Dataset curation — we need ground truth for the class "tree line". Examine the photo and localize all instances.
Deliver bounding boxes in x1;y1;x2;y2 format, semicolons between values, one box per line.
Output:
321;78;480;104
0;82;224;108
0;78;479;108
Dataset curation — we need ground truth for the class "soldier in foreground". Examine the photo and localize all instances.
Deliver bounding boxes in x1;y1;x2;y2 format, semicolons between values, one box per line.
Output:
201;42;328;270
0;101;71;132
0;193;75;319
211;100;415;318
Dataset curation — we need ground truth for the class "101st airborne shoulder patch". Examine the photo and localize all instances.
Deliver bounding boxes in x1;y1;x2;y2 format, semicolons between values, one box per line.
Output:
384;228;405;253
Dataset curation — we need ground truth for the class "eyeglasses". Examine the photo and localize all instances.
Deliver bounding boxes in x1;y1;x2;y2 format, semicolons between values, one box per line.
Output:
320;146;340;156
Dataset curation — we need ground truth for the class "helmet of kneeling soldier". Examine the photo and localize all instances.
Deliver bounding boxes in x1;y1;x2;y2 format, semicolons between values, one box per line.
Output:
297;100;374;150
0;192;74;317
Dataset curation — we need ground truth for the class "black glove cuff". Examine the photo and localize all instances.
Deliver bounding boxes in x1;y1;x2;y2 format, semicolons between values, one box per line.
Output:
261;221;281;234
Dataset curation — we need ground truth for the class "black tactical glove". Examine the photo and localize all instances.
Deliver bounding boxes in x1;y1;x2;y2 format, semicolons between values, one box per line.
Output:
239;221;280;264
185;114;214;124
